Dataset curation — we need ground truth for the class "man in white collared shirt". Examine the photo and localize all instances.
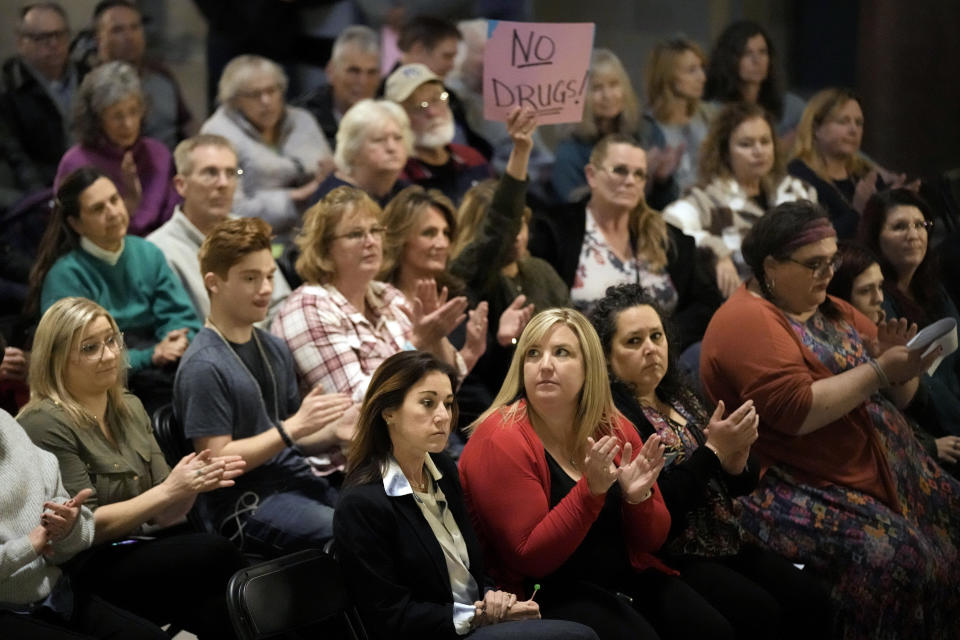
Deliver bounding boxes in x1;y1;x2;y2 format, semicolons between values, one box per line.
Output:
148;134;292;326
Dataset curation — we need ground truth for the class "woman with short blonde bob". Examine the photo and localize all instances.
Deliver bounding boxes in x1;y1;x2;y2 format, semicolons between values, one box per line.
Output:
460;308;743;640
272;186;468;403
18;297;245;639
313;99;413;207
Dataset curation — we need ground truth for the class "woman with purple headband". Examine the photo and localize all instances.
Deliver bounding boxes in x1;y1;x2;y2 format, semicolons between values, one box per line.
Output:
700;201;960;639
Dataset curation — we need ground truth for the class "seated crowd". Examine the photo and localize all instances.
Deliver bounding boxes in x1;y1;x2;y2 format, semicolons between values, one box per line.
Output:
2;3;958;640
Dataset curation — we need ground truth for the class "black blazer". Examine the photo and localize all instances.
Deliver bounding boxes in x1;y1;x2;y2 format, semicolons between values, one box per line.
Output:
334;453;490;640
611;381;758;539
529;201;723;349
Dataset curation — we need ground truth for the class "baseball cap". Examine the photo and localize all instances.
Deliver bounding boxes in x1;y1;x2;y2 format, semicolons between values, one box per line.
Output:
385;63;442;104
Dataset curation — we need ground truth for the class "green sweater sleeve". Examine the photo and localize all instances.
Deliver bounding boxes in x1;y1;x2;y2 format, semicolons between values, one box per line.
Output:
141;239;202;339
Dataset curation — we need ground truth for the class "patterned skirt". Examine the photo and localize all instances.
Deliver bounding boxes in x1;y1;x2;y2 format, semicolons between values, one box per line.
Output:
738;397;960;640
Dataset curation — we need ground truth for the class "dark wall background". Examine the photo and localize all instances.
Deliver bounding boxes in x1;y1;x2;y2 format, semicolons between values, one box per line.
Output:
536;0;960;178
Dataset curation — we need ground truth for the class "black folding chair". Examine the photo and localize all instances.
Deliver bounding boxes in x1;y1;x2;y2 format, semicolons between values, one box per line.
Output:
226;549;368;640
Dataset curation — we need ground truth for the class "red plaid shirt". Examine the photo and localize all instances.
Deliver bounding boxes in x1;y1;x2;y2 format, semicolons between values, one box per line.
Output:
271;281;413;402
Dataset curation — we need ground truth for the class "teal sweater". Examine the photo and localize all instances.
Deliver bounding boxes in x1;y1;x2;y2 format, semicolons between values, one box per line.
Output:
40;236;201;370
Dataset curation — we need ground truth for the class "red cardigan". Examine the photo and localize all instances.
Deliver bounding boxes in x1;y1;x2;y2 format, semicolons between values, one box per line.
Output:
458;400;674;596
700;285;899;510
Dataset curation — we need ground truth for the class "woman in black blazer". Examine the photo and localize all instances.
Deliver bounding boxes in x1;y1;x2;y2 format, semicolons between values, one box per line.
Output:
333;351;598;640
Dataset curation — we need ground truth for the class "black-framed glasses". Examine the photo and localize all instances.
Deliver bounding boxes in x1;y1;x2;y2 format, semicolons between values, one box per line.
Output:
20;29;69;45
78;332;125;362
332;226;386;242
597;164;647;182
884;220;933;234
784;254;843;278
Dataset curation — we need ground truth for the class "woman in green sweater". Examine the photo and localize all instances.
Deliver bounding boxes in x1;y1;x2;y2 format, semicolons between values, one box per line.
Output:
27;167;201;413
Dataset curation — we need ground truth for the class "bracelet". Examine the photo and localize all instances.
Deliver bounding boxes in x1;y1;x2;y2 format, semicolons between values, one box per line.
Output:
624;489;652;505
276;421;303;454
704;443;724;465
868;359;890;389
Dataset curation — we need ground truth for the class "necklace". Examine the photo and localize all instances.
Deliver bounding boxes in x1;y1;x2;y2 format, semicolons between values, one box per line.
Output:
205;319;281;423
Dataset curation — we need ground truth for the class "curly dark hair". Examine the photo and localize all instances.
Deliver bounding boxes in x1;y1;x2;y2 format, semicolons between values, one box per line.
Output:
857;189;943;325
704;20;784;120
588;283;709;425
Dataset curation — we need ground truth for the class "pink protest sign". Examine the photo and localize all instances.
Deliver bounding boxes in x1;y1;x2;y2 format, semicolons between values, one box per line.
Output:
483;20;595;125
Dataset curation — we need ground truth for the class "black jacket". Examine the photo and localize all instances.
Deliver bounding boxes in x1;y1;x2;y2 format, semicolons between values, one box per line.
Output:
294;83;339;150
611;381;758;539
334;453;490;640
0;56;74;190
529;201;723;349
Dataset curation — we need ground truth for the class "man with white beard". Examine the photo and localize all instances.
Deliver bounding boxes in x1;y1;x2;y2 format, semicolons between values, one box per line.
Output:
385;63;492;205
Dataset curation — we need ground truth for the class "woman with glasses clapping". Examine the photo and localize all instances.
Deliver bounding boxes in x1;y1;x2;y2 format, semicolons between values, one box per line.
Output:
18;297;246;640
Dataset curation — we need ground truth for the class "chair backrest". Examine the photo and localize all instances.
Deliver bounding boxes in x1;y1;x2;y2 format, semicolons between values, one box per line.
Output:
226;549;368;640
151;403;194;468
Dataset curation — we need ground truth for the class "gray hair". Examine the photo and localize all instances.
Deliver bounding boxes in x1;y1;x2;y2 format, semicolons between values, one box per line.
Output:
331;25;380;68
217;54;288;105
334;99;413;172
173;133;237;175
71;60;144;147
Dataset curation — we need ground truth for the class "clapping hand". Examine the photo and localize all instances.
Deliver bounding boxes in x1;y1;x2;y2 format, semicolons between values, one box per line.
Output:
461;301;489;370
37;488;93;555
168;449;246;496
496;295;535;347
583;435;621;496
618;434;665;503
404;279;468;349
702;399;759;474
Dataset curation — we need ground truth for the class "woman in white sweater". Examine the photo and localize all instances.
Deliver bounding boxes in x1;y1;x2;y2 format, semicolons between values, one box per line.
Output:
663;102;815;297
0;407;166;639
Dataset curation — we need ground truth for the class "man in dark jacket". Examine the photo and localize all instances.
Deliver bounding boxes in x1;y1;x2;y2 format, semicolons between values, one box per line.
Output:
1;2;78;191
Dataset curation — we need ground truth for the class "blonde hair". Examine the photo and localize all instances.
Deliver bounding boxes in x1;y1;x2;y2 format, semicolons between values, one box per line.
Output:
295;186;382;284
378;185;457;284
574;49;642;141
334;99;413;173
471;308;620;464
790;87;872;182
589;135;670;270
21;297;132;432
645;37;706;122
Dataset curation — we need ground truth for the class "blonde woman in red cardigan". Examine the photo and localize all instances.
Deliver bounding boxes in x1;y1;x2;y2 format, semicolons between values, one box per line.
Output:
460;308;741;640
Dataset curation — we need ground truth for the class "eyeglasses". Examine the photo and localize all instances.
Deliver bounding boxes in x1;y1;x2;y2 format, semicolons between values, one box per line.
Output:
235;84;281;101
884;220;933;234
20;29;69;45
193;166;243;185
78;332;124;362
784;254;843;278
332;226;386;242
597;164;647;182
414;91;449;113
